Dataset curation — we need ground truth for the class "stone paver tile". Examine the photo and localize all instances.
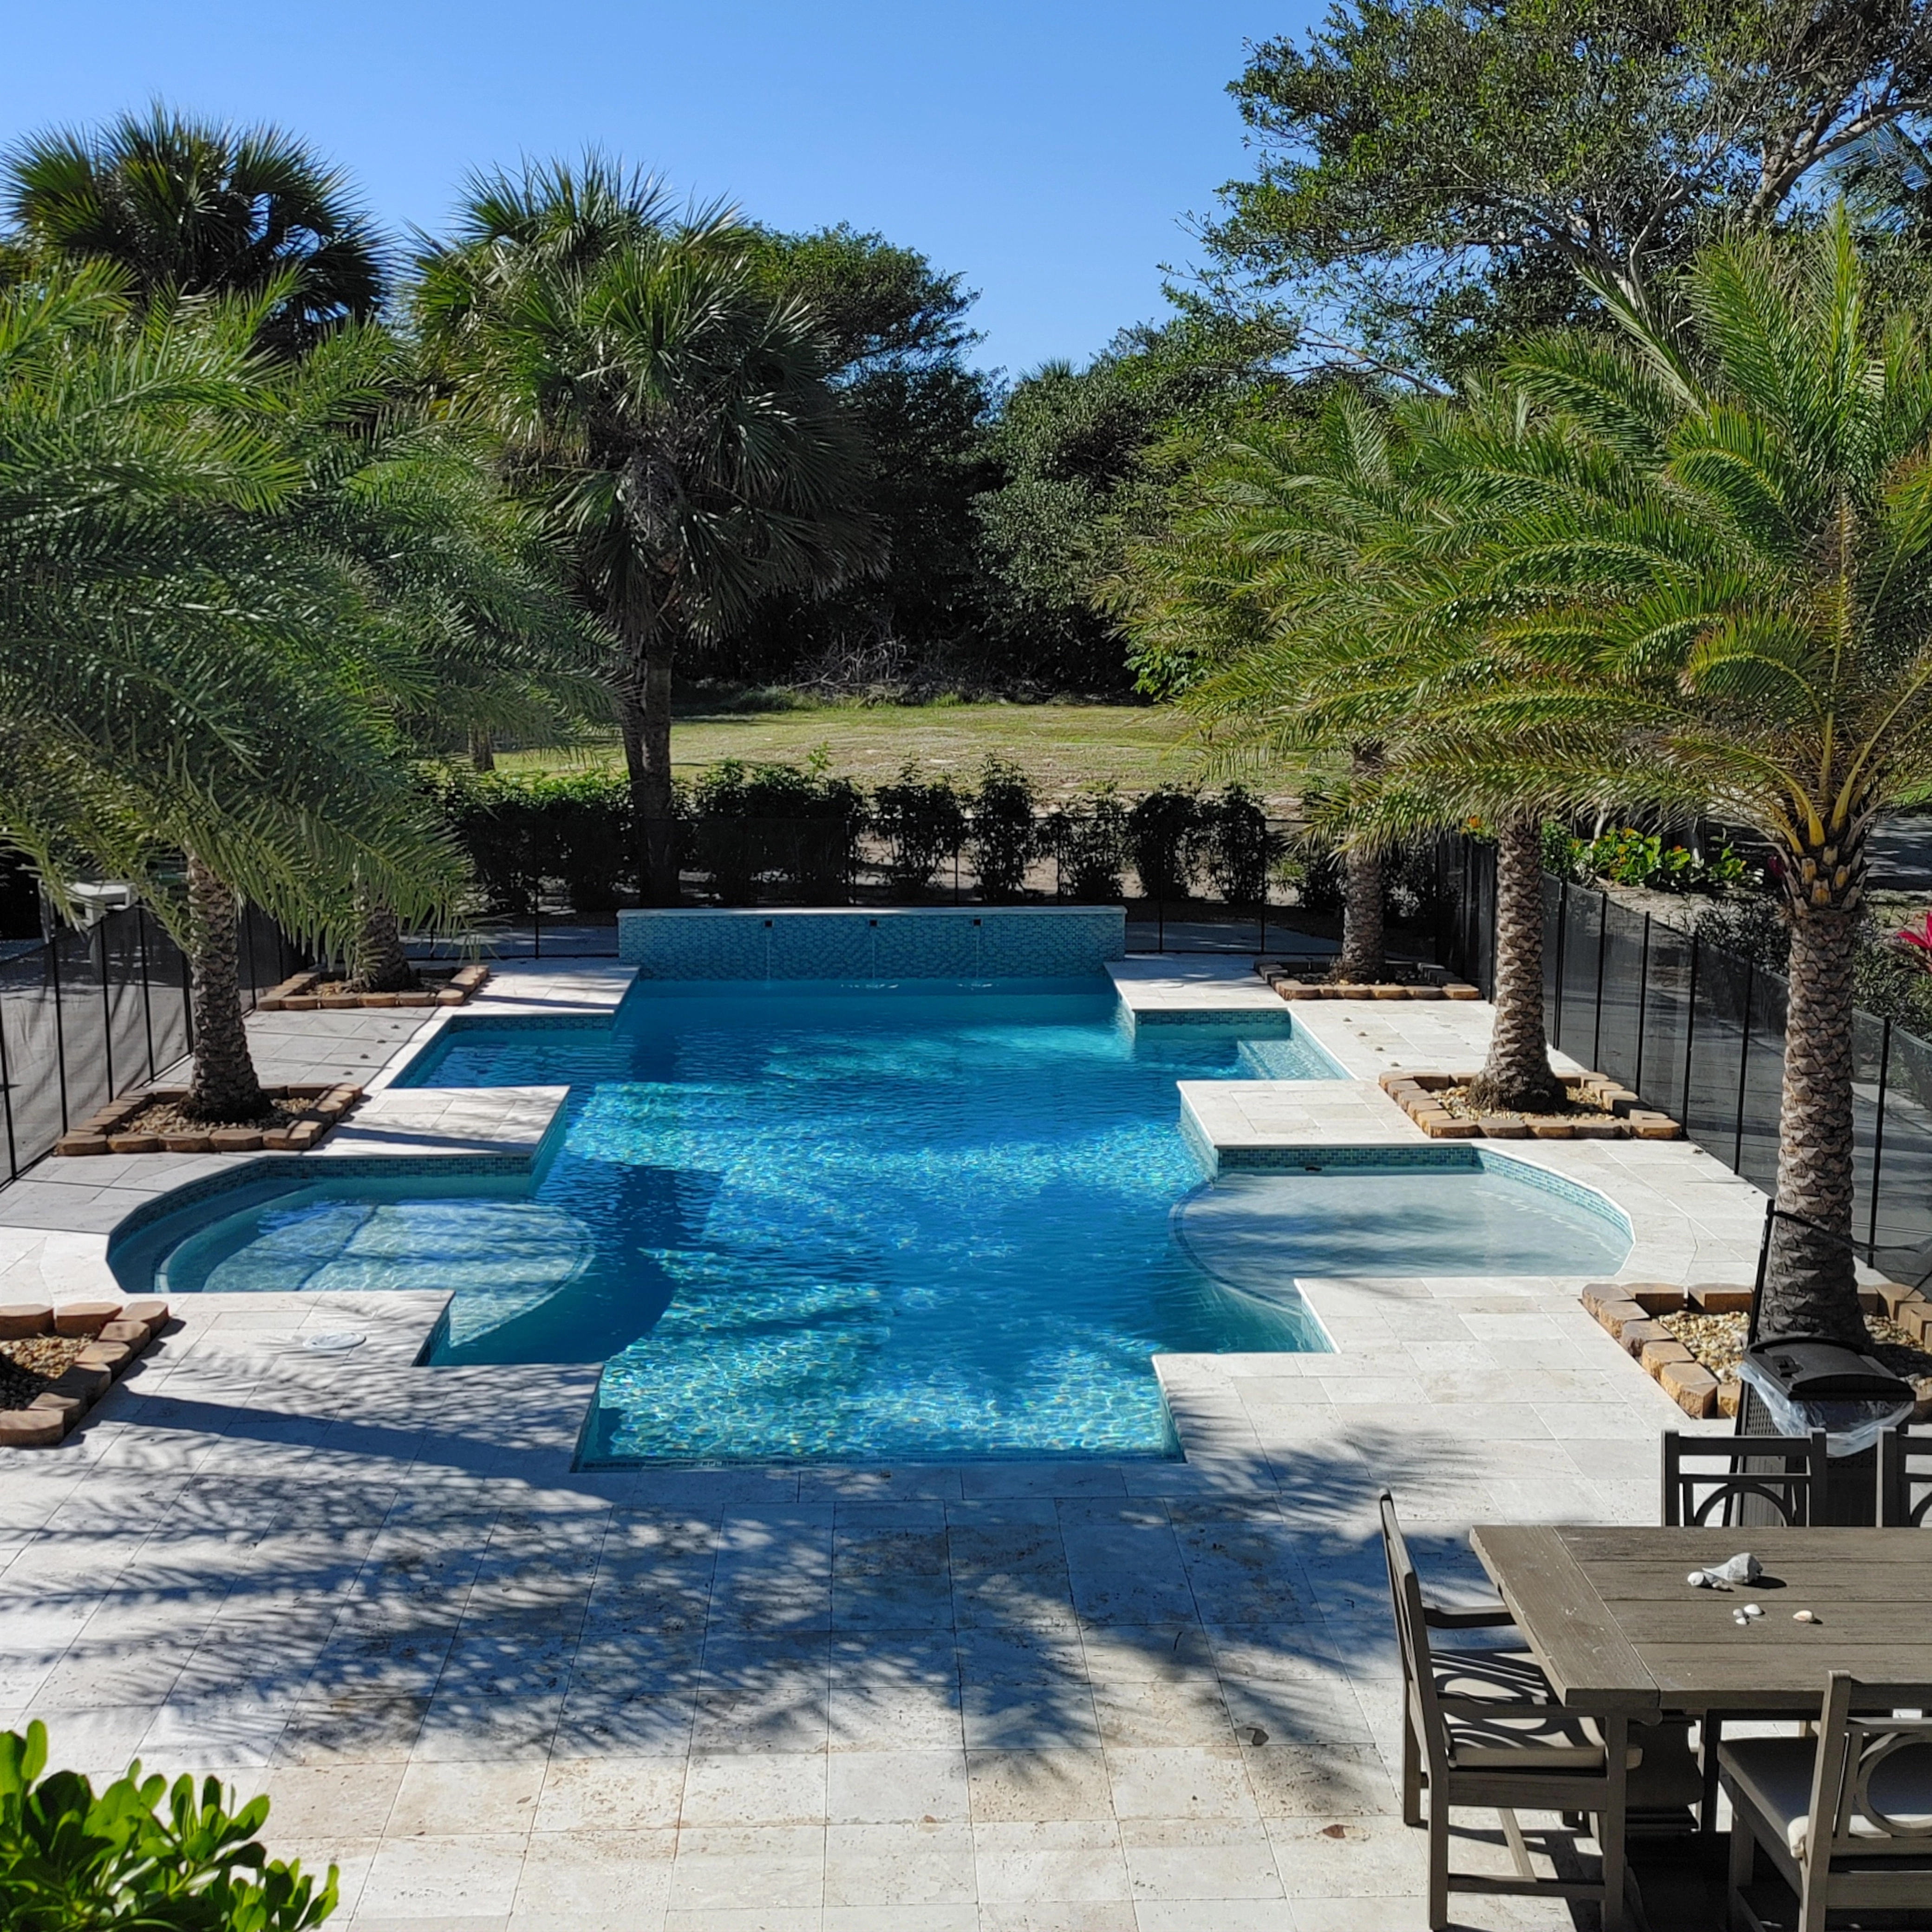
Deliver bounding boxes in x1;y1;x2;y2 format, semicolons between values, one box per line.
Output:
140;1696;290;1768
680;1750;827;1826
821;1909;976;1932
255;1762;406;1838
533;1754;686;1832
827;1749;969;1824
388;1759;544;1836
975;1908;1136;1932
1220;1676;1374;1747
551;1684;698;1757
275;1694;429;1765
1266;1814;1430;1897
1088;1679;1235;1749
1132;1902;1298;1931
25;1702;163;1772
966;1749;1114;1823
1120;1820;1283;1901
511;1827;676;1919
1106;1746;1260;1823
827;1669;964;1752
1078;1623;1217;1684
357;1832;528;1918
829;1577;956;1632
823;1821;975;1906
411;1693;562;1763
1241;1743;1397;1820
972;1818;1130;1905
960;1683;1101;1753
666;1824;825;1909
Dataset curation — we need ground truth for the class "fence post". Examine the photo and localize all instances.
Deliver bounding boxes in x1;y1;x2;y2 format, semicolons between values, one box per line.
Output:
1633;914;1651;1098
135;906;157;1084
46;933;69;1133
1592;888;1609;1070
1553;879;1568;1050
0;974;16;1181
99;921;115;1102
1868;1017;1892;1262
1733;958;1754;1173
1681;933;1699;1127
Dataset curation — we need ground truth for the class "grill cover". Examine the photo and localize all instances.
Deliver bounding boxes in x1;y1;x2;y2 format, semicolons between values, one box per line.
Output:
1743;1335;1913;1401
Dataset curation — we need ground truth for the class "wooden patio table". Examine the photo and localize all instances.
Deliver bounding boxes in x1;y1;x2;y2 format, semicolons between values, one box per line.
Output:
1470;1525;1932;1717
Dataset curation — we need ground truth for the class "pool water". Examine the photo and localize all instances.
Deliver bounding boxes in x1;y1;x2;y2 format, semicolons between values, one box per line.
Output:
147;980;1343;1462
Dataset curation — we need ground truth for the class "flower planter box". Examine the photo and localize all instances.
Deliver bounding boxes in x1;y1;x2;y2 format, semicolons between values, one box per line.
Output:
0;1297;170;1446
53;1084;362;1157
257;962;489;1012
1377;1070;1682;1141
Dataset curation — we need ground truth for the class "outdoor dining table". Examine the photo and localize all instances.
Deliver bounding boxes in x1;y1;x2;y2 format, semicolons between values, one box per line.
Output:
1469;1525;1932;1716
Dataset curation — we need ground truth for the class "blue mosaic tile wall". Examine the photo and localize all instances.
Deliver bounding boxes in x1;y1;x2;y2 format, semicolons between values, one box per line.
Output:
617;907;1126;979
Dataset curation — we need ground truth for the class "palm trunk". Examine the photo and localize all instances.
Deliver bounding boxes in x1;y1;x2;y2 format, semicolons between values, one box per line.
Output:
182;851;268;1124
1335;747;1387;981
348;892;416;994
468;727;496;773
1468;814;1559;1112
1759;897;1865;1345
617;619;678;905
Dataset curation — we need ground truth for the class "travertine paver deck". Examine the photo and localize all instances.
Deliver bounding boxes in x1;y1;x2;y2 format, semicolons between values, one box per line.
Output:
0;953;1766;1931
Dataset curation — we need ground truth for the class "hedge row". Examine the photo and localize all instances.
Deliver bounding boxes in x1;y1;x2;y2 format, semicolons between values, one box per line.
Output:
428;759;1315;913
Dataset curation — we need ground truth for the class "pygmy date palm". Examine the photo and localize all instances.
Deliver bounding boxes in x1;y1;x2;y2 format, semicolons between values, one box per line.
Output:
1429;211;1932;1341
414;157;876;900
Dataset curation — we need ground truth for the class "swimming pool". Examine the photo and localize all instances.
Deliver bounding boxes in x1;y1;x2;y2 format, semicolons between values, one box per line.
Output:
134;979;1345;1462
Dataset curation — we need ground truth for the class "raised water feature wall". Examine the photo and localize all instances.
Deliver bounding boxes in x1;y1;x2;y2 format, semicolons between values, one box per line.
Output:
616;905;1125;979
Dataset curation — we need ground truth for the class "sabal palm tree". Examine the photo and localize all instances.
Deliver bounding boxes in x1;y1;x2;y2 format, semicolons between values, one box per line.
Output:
2;104;383;354
414;157;876;900
0;267;463;1120
1417;211;1932;1342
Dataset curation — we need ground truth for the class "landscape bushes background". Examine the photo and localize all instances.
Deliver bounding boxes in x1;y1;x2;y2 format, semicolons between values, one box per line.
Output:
428;759;1366;913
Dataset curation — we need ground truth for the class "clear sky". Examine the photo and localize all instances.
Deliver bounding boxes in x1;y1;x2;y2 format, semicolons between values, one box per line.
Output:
0;1;1315;378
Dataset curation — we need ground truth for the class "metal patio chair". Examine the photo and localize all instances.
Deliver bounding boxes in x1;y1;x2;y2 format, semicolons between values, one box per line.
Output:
1721;1671;1932;1932
1663;1428;1830;1527
1879;1425;1932;1529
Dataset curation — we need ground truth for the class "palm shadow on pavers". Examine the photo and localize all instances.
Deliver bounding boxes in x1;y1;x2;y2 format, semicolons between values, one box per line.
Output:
827;1632;964;1752
945;1498;1080;1630
956;1623;1101;1752
689;1629;832;1754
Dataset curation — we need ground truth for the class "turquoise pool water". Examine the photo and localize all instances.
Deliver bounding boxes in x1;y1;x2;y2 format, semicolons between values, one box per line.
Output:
140;979;1346;1462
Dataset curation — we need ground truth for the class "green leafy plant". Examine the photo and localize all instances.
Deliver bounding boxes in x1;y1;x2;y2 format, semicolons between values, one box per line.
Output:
1048;786;1129;902
1547;824;1752;895
0;1720;335;1931
967;757;1038;902
870;761;966;898
1124;788;1202;901
691;759;862;902
1201;785;1279;905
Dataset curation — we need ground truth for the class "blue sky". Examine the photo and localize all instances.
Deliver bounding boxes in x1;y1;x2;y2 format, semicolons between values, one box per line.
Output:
0;1;1315;376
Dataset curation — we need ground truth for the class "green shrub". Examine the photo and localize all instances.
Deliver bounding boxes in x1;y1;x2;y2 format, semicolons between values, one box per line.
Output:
1547;823;1751;895
1047;786;1129;902
1202;785;1279;904
1124;788;1202;901
525;771;634;914
429;768;542;919
0;1720;335;1932
871;761;966;898
691;757;863;902
967;757;1038;902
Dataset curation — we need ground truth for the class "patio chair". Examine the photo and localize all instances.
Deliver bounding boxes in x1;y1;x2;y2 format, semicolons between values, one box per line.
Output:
1662;1428;1829;1527
1380;1490;1700;1932
1720;1671;1932;1932
1878;1425;1932;1528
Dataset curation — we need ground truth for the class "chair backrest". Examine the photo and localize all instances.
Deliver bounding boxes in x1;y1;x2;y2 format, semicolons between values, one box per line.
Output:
1803;1672;1932;1887
1661;1428;1829;1527
1378;1490;1450;1783
1878;1427;1932;1528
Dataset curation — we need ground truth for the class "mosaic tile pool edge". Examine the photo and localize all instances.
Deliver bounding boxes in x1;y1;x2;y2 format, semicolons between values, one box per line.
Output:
617;905;1125;979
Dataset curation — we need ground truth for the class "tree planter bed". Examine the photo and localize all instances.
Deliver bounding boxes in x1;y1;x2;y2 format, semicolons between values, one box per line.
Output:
1257;956;1480;1001
256;962;490;1011
53;1083;363;1156
1378;1069;1682;1141
1581;1282;1932;1422
0;1297;170;1446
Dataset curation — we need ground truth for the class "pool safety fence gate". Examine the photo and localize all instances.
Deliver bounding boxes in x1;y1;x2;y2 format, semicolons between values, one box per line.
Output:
1425;840;1932;1289
0;901;298;1181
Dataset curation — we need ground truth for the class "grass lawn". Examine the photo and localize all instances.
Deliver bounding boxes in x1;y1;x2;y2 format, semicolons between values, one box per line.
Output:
496;696;1272;796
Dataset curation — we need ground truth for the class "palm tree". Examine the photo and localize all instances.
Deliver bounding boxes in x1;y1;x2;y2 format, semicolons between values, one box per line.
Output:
2;104;383;353
414;157;876;900
0;267;464;1120
1416;210;1932;1342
